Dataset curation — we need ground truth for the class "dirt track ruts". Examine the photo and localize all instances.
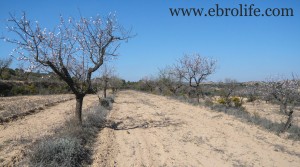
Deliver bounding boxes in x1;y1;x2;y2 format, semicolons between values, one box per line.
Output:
92;90;300;167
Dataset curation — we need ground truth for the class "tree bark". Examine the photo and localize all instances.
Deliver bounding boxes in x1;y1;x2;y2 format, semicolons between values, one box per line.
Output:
103;79;108;98
281;110;293;133
197;93;200;103
103;88;107;98
196;86;201;103
280;103;287;114
171;89;176;95
75;95;84;124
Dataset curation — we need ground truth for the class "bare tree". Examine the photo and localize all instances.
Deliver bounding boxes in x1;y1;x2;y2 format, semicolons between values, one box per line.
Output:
244;83;259;103
141;76;157;92
262;75;299;133
158;66;183;95
98;64;114;98
110;76;124;93
0;57;12;79
219;78;239;107
4;12;131;124
175;53;217;103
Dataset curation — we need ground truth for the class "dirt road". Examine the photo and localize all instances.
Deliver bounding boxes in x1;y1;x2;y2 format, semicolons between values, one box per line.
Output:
0;95;98;166
92;90;300;167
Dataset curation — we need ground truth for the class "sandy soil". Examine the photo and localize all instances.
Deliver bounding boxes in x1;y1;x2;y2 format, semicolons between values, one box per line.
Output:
0;94;74;120
0;94;98;166
92;90;300;167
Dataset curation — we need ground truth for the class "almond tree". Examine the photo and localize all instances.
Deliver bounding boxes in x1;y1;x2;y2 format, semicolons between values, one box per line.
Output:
98;64;114;98
262;75;299;133
219;78;239;107
4;12;131;124
141;76;157;92
158;66;183;95
0;57;12;79
175;54;217;103
243;83;260;102
110;76;124;93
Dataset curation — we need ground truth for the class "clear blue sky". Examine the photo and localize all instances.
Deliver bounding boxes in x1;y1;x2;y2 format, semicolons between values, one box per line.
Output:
0;0;299;82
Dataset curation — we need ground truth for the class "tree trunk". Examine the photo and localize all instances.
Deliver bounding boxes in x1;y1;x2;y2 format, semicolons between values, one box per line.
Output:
188;92;190;98
75;95;84;125
103;80;107;98
171;89;176;95
196;86;201;103
158;87;163;94
199;87;205;98
197;93;200;103
103;88;107;98
0;69;3;79
280;103;287;114
281;110;293;133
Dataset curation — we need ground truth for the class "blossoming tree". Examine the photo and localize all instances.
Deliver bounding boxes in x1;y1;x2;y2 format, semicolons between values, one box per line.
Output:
4;12;132;124
262;75;299;133
175;53;217;103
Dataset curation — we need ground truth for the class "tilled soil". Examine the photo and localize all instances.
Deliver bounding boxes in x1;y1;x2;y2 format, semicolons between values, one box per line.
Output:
92;90;300;167
0;94;98;166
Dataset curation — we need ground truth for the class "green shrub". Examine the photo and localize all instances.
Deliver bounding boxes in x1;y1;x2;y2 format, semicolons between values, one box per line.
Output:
231;96;243;107
0;82;12;96
11;85;27;95
217;96;243;107
26;84;37;94
217;98;226;105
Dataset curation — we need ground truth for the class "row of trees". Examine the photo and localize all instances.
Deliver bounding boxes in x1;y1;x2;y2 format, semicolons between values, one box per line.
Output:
94;64;125;98
262;76;299;132
136;54;299;133
2;12;299;131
